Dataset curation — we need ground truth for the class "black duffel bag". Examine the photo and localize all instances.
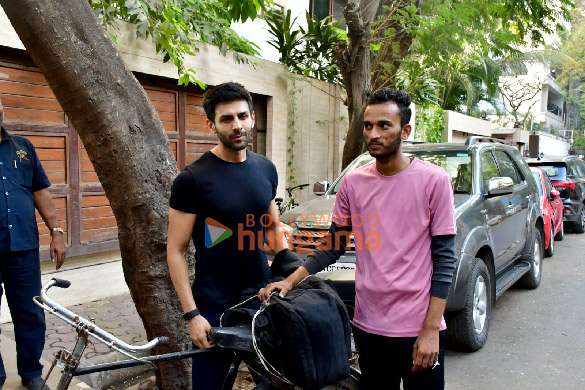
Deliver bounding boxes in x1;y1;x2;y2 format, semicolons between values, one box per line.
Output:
222;275;352;390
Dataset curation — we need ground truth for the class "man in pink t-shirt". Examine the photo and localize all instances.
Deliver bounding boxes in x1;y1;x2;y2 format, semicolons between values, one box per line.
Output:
259;89;456;389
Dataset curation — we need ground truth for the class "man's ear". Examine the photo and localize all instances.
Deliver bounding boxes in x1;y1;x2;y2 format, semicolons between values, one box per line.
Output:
401;124;412;140
206;119;215;133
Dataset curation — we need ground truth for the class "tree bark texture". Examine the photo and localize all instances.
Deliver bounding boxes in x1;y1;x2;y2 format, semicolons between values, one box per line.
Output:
0;1;191;388
337;1;419;169
336;1;373;169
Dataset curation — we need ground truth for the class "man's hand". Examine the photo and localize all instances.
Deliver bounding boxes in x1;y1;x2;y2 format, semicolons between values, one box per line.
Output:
412;327;439;371
189;315;214;349
50;231;66;270
258;279;294;300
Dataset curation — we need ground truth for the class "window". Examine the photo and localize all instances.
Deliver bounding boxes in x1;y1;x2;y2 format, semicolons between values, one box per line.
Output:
481;152;500;192
310;0;348;28
494;150;521;185
532;172;544;197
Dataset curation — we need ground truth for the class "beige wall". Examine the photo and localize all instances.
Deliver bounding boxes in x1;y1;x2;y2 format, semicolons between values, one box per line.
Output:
287;78;346;204
443;110;492;142
0;9;347;199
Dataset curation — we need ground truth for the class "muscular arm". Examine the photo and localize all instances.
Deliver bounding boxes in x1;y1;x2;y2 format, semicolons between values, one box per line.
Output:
167;208;213;349
34;188;66;269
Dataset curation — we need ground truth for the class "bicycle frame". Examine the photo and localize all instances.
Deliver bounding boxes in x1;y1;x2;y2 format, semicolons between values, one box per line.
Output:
36;278;361;390
34;279;259;390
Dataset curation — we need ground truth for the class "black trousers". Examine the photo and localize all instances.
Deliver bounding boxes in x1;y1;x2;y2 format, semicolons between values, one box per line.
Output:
353;326;445;390
191;311;235;390
0;249;45;385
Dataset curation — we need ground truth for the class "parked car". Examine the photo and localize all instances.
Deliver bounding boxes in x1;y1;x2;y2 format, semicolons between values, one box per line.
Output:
527;156;585;233
282;137;544;351
530;167;564;257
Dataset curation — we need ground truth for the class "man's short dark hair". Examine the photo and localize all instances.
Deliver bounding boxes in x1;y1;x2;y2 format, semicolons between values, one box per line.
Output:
202;82;254;123
366;88;412;128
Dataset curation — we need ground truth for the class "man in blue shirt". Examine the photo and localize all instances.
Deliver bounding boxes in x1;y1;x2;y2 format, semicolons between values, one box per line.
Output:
0;97;66;390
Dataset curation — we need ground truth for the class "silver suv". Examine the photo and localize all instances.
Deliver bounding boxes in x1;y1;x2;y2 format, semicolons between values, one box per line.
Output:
282;138;544;351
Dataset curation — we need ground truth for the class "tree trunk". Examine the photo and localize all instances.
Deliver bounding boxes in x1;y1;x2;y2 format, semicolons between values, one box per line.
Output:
336;1;373;169
0;1;191;388
337;0;419;169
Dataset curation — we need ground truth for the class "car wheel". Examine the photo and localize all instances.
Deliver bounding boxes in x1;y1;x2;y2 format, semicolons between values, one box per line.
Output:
554;221;564;241
446;257;491;351
544;224;554;257
517;228;543;289
573;205;585;234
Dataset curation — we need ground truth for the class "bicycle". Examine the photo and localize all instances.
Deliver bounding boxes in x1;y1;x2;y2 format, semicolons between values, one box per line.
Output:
34;278;361;390
275;184;310;214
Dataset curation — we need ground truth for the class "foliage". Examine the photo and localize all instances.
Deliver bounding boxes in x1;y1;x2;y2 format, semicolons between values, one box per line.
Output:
89;0;272;87
559;0;585;133
415;106;444;143
265;9;346;84
286;76;303;185
378;0;574;112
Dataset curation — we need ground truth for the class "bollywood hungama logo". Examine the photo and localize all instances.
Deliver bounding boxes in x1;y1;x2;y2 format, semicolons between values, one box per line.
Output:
204;218;233;248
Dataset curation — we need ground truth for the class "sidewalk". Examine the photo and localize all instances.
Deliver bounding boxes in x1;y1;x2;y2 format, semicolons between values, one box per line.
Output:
0;259;148;389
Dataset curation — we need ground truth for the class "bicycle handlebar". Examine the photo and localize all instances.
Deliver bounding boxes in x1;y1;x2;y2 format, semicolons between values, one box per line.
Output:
35;279;169;353
285;183;309;196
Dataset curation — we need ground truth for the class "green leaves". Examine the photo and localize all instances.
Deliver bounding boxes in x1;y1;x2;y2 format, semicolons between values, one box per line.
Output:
265;9;346;84
89;0;268;87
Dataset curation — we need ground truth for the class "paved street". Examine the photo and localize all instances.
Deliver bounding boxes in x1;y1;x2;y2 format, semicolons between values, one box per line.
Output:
446;230;585;389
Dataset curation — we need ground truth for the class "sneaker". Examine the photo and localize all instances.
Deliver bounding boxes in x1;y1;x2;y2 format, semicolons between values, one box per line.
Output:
21;377;50;390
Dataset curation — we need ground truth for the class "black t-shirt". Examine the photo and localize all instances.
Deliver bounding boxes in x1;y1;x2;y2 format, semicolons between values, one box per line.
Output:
169;150;277;313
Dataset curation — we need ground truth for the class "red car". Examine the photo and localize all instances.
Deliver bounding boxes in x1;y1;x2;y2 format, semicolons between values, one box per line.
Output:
531;167;564;257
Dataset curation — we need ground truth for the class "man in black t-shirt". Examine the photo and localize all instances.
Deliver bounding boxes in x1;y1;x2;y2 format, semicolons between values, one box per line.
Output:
167;82;295;389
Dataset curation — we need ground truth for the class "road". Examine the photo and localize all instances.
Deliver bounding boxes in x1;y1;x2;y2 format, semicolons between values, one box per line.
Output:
445;229;585;389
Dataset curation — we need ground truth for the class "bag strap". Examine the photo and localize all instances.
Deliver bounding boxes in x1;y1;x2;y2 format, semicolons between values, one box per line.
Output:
219;294;258;327
251;292;294;386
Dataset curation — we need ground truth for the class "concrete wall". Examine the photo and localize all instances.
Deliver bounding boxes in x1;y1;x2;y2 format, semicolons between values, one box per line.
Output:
443;110;492;142
538;132;571;156
287;78;346;204
0;6;346;199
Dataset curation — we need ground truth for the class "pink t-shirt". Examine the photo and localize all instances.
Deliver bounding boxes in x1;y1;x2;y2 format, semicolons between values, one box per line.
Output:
333;158;456;337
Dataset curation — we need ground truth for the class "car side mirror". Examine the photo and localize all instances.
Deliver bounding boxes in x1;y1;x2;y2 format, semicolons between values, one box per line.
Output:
487;177;514;196
313;181;330;196
551;189;560;198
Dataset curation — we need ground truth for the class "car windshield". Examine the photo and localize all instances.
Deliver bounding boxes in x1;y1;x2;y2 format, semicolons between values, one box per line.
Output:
408;151;473;194
529;164;567;181
329;150;473;195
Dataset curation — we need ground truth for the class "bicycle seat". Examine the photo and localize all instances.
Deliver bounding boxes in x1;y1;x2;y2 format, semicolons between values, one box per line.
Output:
208;324;254;353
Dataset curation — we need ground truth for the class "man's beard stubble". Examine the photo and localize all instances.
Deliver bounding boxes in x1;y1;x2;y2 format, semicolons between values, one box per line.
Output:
216;128;253;151
367;129;402;162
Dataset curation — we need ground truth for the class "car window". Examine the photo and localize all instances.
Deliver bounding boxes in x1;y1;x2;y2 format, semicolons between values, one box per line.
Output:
532;172;544;197
573;160;585;178
494;150;521;184
530;164;567;181
330;154;374;194
408;151;473;194
481;152;499;191
543;172;554;199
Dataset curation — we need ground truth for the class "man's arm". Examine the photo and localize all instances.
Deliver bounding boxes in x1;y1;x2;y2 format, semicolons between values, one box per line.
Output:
167;207;213;349
264;200;289;254
33;188;66;269
412;234;456;371
258;222;352;300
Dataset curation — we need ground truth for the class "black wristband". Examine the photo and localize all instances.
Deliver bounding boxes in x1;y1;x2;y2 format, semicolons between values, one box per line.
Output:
183;309;201;321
